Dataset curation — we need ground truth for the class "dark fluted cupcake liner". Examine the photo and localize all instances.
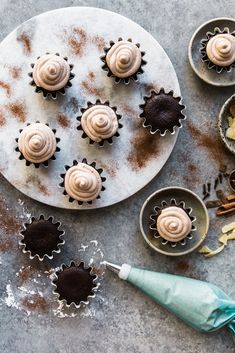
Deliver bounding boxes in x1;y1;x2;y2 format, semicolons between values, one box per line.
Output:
15;121;60;168
139;88;186;136
59;158;106;205
200;27;235;73
100;38;146;84
149;198;197;248
51;261;98;309
28;53;75;99
19;214;65;261
77;99;123;146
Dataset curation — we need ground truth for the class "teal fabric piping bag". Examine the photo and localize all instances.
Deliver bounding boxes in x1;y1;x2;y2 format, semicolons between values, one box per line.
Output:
105;262;235;337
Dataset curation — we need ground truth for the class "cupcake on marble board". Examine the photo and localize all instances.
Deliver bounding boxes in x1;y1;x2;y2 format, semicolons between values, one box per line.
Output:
15;122;60;167
29;53;75;99
52;261;98;308
60;159;106;205
149;199;196;247
77;100;122;146
101;38;146;84
19;215;65;261
139;88;186;136
200;27;235;73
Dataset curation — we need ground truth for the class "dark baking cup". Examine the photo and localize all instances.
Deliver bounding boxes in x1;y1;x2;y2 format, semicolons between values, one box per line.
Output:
149;198;196;248
59;158;106;205
15;121;60;168
52;261;98;308
19;214;65;261
200;27;235;73
28;53;75;99
139;88;186;136
77;99;123;146
100;38;146;84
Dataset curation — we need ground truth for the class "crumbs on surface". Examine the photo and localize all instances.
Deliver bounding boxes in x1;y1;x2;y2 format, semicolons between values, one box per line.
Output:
6;101;26;123
16;32;32;55
26;175;50;196
57;113;70;128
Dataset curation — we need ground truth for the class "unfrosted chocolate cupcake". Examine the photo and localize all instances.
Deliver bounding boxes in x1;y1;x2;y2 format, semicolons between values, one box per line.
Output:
52;261;97;307
101;38;146;84
139;88;186;136
29;53;75;99
15;122;60;168
77;100;122;146
19;215;65;261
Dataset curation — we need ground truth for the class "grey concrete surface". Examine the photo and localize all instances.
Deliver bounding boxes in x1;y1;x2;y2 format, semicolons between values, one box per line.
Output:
0;1;235;353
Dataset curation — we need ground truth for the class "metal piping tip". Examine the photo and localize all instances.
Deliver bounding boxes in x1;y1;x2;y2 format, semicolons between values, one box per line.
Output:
103;261;121;274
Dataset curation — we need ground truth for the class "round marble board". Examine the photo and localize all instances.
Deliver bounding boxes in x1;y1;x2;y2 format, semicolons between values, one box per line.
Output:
0;7;181;209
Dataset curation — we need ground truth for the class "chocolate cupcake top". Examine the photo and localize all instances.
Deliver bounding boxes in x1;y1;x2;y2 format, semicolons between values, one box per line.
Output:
64;163;102;202
206;33;235;67
140;90;185;134
54;262;97;305
18;123;57;163
32;54;70;91
106;40;142;78
21;217;64;258
157;206;191;242
81;105;119;142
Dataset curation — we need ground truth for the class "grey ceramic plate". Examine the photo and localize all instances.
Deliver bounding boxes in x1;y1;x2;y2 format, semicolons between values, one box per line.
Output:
218;94;235;154
139;187;209;256
188;17;235;87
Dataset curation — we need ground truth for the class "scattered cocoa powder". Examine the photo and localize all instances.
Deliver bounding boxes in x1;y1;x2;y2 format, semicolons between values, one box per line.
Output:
17;265;33;286
8;65;22;80
0;81;11;97
0;112;6;126
68;97;79;113
16;32;32;55
57;113;70;128
67;27;87;56
81;78;105;99
0;239;14;252
88;71;95;80
21;293;49;311
0;196;21;236
91;35;106;52
174;260;208;280
175;260;190;272
6;101;26;123
100;161;118;177
26;175;50;196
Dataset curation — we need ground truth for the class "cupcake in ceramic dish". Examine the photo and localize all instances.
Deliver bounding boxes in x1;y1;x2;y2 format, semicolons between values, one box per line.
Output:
200;27;235;73
29;53;75;99
15;122;60;168
77;100;122;146
60;159;106;205
101;38;146;84
139;88;186;136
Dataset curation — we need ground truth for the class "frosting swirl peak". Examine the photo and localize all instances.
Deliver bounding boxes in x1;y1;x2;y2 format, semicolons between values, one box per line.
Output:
33;54;70;91
106;41;142;78
157;206;191;242
81;105;118;142
206;33;235;67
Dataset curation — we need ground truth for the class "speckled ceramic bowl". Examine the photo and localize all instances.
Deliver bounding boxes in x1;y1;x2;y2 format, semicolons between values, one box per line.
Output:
218;94;235;155
139;187;209;256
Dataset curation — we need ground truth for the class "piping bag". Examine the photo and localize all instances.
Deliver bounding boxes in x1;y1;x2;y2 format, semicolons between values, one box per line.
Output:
105;261;235;337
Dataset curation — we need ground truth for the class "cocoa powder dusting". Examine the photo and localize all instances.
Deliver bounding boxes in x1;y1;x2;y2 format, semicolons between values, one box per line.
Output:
175;260;190;272
67;27;87;56
0;197;21;236
0;239;14;252
6;101;26;123
17;266;33;286
91;35;106;52
0;81;11;97
57;113;70;128
21;293;48;311
0;112;6;126
68;97;79;113
100;161;118;177
8;66;22;80
26;175;50;196
174;260;208;280
81;75;105;99
16;32;32;55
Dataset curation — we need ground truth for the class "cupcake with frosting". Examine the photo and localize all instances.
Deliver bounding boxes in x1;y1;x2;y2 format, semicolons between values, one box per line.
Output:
101;38;146;84
200;27;235;73
15;122;60;167
77;100;122;146
150;199;196;247
29;53;75;99
60;159;106;205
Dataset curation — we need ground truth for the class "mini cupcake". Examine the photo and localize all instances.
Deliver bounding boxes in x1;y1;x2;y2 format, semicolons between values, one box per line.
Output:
150;199;196;247
200;27;235;73
29;53;75;99
101;38;146;84
60;159;106;205
15;122;60;168
139;88;186;136
19;215;65;261
52;261;98;308
77;100;122;146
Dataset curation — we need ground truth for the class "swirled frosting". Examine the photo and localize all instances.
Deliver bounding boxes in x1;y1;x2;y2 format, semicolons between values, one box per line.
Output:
32;54;70;91
64;163;102;202
106;41;142;78
206;34;235;67
18;123;57;163
157;206;192;242
81;105;118;142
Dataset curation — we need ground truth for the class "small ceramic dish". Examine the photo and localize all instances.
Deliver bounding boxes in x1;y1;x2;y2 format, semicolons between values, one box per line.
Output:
139;187;209;256
218;94;235;154
188;17;235;87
